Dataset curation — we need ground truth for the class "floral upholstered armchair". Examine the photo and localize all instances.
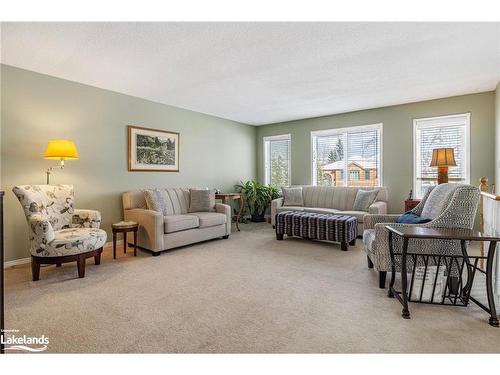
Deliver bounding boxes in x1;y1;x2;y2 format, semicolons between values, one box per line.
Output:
363;183;480;288
13;184;107;280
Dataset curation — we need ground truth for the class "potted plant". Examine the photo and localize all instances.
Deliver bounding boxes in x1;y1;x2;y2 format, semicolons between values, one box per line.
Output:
235;180;281;222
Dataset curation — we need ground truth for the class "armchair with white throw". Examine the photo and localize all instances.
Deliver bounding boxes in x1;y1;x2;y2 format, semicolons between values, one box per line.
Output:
363;183;480;288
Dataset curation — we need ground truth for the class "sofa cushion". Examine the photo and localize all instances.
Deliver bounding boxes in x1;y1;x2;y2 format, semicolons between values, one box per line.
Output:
302;186;359;210
276;206;305;214
163;214;199;233
353;190;378;211
144;188;190;216
420;184;456;220
188;189;215;213
303;207;341;215
189;212;226;228
282;187;304;206
339;211;368;223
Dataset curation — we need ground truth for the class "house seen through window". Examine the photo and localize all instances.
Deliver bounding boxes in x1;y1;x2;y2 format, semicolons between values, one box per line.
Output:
311;124;382;187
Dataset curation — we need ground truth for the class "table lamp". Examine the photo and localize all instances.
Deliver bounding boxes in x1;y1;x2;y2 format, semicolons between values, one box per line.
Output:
44;140;79;184
430;148;456;184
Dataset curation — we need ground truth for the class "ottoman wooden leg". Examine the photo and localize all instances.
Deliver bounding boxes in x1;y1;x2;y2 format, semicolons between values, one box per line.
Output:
276;233;284;240
341;241;348;251
349;238;356;246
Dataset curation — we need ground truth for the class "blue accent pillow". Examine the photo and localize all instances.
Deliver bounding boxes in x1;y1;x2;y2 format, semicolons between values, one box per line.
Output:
396;211;432;224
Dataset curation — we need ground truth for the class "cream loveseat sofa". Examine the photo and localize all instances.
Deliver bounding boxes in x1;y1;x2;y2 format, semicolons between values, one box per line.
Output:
123;188;231;255
271;186;388;233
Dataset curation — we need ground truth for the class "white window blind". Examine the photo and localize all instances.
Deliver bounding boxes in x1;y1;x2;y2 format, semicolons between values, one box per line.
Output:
311;124;382;188
264;134;291;187
413;113;470;198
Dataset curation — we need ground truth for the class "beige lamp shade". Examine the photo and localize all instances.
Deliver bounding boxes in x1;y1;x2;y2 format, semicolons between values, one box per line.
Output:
44;140;79;160
430;148;456;167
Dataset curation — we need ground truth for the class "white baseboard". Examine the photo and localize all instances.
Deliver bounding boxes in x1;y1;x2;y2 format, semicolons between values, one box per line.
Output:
3;240;121;269
4;257;31;268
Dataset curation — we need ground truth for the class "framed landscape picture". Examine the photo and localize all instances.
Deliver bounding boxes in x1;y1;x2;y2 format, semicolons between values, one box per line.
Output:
128;125;180;172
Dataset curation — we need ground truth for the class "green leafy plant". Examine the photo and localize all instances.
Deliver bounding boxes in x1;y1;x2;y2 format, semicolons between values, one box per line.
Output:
235;180;281;222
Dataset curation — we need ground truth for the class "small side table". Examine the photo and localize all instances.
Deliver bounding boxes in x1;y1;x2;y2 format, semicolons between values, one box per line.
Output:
215;193;245;231
112;221;139;259
404;199;421;211
386;225;500;327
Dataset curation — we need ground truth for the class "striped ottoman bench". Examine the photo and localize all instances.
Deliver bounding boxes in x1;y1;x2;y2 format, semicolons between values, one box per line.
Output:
275;211;358;251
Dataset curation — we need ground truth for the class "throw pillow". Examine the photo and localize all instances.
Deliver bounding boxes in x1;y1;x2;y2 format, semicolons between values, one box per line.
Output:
396;212;432;224
143;189;168;215
282;187;304;207
352;189;378;211
189;189;216;213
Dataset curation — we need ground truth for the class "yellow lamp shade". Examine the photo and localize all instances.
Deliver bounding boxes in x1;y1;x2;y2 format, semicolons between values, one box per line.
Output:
430;148;456;167
44;140;79;160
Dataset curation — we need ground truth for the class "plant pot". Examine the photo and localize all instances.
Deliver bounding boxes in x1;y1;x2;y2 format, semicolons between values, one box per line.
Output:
250;212;266;222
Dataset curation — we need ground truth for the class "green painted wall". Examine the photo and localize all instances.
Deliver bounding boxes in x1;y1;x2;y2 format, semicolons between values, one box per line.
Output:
1;63;497;262
256;92;496;213
1;65;257;262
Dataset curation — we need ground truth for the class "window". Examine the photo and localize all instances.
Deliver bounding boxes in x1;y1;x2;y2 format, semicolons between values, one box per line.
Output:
264;134;291;187
311;124;382;187
413;113;470;198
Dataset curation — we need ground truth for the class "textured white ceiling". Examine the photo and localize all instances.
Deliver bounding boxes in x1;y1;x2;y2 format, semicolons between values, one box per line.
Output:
1;22;499;125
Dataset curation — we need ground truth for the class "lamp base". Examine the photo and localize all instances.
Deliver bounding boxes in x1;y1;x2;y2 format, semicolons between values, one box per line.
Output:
437;166;449;184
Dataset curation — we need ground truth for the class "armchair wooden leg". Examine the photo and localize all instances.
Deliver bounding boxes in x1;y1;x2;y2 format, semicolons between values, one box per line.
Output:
56;263;62;267
379;271;387;289
77;255;86;278
31;257;40;281
367;255;374;269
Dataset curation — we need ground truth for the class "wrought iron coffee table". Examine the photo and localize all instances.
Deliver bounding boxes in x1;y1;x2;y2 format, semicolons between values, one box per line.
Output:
385;225;500;327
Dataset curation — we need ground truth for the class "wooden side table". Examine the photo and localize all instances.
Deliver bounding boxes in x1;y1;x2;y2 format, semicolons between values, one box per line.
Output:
404;199;421;211
215;193;244;231
112;221;139;259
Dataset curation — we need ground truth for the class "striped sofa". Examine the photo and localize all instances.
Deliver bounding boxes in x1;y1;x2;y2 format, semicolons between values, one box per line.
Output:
271;186;388;234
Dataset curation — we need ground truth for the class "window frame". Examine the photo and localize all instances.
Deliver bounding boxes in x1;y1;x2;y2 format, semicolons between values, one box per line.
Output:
310;123;383;187
412;113;471;198
263;133;292;187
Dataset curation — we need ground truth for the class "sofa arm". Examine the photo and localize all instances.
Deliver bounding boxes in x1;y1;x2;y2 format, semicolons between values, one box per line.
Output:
368;201;387;215
215;203;232;235
364;214;400;229
271;198;284;226
124;209;164;252
28;214;55;255
72;209;102;228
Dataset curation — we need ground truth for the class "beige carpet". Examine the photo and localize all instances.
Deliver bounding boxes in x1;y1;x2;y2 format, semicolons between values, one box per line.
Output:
4;223;500;353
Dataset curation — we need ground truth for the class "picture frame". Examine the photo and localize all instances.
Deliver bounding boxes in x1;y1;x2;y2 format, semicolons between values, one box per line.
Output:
128;125;180;172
